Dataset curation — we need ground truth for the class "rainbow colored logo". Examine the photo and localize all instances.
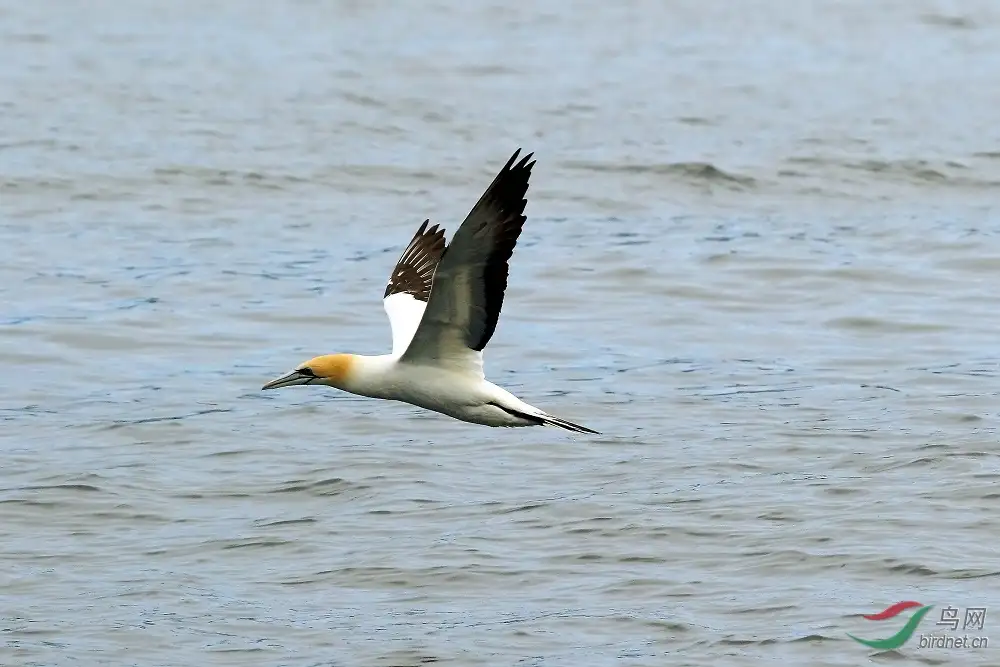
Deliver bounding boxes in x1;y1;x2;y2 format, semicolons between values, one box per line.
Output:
848;601;933;651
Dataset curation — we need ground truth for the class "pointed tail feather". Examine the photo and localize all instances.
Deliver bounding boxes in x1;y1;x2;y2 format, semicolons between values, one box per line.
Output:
539;414;600;435
488;400;599;434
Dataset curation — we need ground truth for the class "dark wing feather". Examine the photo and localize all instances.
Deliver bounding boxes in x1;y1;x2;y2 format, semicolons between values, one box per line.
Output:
401;149;533;369
384;219;447;302
464;151;533;351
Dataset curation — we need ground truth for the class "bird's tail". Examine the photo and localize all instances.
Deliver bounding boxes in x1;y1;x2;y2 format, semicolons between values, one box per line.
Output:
538;413;600;435
486;389;600;435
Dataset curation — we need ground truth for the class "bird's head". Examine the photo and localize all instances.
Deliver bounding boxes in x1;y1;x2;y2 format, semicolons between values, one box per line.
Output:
261;354;356;391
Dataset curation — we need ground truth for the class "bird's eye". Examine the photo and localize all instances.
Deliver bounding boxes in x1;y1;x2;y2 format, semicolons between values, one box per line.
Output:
298;367;317;377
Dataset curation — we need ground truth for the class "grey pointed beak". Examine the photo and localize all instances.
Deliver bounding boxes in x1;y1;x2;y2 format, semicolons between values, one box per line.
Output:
262;370;314;391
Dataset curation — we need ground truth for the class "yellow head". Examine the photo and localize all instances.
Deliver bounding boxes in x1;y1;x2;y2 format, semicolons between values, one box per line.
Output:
261;354;356;391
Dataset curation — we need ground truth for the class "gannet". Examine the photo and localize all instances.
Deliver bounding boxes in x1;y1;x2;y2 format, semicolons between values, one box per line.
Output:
262;150;598;434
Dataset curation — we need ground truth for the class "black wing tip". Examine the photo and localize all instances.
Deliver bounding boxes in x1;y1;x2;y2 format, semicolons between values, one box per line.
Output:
495;149;535;199
383;220;447;300
416;218;444;239
504;148;535;172
467;149;535;351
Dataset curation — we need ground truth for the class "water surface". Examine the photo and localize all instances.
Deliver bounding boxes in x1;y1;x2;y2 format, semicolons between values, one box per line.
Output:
3;1;1000;665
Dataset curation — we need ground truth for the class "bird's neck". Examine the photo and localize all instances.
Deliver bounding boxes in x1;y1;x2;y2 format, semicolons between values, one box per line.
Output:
340;354;398;399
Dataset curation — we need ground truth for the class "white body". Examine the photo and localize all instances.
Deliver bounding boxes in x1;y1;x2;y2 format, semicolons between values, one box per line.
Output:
343;353;546;428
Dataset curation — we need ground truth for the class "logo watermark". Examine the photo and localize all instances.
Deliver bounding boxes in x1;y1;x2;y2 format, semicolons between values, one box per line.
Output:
848;601;988;652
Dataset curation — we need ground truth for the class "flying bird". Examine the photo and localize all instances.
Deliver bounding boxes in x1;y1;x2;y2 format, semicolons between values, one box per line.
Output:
262;150;598;434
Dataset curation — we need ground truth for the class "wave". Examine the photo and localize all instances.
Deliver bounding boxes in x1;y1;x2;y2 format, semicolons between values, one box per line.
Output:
564;160;757;189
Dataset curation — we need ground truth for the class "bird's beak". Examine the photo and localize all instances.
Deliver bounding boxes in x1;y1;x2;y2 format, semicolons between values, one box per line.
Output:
261;370;314;391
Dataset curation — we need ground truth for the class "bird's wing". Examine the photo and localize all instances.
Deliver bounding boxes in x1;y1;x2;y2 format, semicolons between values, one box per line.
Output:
400;149;533;377
382;219;447;356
